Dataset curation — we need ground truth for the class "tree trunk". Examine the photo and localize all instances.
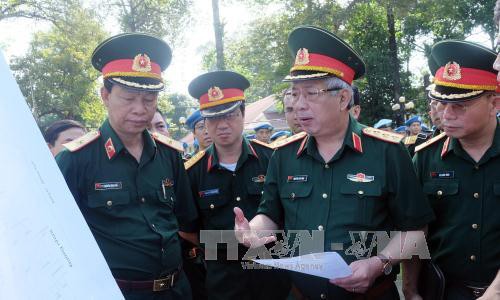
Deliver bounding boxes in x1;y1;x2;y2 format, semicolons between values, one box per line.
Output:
386;3;401;106
212;0;225;70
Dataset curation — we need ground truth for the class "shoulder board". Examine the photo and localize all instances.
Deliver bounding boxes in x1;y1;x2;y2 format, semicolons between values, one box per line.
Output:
152;132;184;152
184;150;206;170
250;138;275;149
415;132;447;153
404;135;418;145
271;131;308;149
63;131;100;152
362;127;404;144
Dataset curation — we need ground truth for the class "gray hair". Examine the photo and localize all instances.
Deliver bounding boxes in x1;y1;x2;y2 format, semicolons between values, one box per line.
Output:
323;77;353;104
495;0;500;25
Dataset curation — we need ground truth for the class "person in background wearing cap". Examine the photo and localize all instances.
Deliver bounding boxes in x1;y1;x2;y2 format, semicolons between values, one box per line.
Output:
253;122;274;143
56;33;198;299
411;40;500;300
149;108;170;137
373;119;393;132
394;125;408;136
404;116;429;156
282;88;303;134
234;25;433;300
186;109;212;154
429;99;443;136
349;85;361;120
44;119;86;157
270;130;292;143
184;71;290;300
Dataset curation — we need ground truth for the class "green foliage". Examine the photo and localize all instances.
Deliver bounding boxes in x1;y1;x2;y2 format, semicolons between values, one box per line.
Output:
9;5;106;130
162;93;197;139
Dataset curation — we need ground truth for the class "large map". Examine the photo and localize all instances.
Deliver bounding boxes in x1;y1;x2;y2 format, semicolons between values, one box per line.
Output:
0;52;123;299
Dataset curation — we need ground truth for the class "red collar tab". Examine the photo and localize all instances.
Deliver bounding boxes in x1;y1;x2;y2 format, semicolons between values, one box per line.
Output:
296;135;309;156
434;62;497;91
104;138;116;160
352;132;363;153
441;137;451;158
291;49;356;84
199;87;245;109
102;55;162;80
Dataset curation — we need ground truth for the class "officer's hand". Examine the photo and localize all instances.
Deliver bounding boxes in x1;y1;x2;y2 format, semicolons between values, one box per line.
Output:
329;256;382;294
234;207;276;248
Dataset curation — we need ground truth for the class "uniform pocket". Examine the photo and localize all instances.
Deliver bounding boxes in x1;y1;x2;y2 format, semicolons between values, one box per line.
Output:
422;181;459;215
87;190;130;208
340;182;383;225
279;183;313;228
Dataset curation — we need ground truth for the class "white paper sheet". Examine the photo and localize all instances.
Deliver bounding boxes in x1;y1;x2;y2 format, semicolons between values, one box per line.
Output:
253;252;352;280
0;51;123;299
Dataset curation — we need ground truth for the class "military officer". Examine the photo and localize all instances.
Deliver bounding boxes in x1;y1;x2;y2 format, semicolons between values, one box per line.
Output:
186;109;212;153
412;40;500;299
283;88;304;134
56;33;198;300
373;119;393;132
270;130;292;143
403;115;429;156
234;25;434;300
149;109;170;137
184;71;290;300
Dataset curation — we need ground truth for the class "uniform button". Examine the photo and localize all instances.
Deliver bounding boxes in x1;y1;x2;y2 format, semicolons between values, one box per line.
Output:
470;255;476;261
236;196;241;202
437;190;443;196
152;224;156;229
290;192;295;198
472;224;478;229
474;165;479;170
170;196;174;202
261;191;264;195
473;192;479;199
318;225;324;231
322;193;328;199
232;173;236;177
161;248;165;253
141;197;146;203
357;190;364;195
320;293;327;299
210;204;215;209
324;164;329;169
106;200;113;206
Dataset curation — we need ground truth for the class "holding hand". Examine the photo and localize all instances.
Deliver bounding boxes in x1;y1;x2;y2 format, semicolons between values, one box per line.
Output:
234;207;276;248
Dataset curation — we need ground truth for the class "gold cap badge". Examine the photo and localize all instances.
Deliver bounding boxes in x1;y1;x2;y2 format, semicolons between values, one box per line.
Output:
295;48;310;65
132;54;152;72
208;86;224;101
442;61;461;81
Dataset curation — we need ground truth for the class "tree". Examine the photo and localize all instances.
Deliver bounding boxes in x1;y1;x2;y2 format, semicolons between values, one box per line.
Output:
0;0;77;24
107;0;192;45
212;0;225;70
10;6;107;129
162;93;197;139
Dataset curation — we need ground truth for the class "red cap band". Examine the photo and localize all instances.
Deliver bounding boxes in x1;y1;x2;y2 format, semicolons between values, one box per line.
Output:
199;88;245;109
434;65;497;91
291;52;355;84
102;58;162;80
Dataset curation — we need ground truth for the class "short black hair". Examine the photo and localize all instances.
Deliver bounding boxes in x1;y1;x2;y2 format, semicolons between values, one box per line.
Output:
44;119;85;146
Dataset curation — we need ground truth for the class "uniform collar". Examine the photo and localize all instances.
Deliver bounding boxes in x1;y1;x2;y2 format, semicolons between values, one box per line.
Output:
441;119;500;160
99;119;157;161
297;115;364;160
206;136;257;172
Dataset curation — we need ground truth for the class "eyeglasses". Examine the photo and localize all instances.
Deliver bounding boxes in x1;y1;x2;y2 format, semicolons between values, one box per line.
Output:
436;99;482;116
205;111;241;123
285;87;342;103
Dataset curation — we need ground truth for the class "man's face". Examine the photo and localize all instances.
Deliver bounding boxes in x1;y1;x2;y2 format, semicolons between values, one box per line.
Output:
283;93;302;133
49;127;86;157
149;112;169;136
437;94;498;139
429;100;443;130
255;128;272;143
409;122;422;135
291;79;350;137
101;84;158;137
204;109;244;148
193;119;212;150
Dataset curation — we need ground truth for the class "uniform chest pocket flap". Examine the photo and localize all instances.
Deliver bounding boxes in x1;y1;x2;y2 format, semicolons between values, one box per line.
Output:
340;182;382;198
493;183;500;197
280;183;313;200
423;181;459;197
198;191;229;210
87;191;130;208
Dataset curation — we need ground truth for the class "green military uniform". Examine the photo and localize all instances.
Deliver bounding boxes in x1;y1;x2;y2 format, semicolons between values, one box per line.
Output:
414;40;500;299
404;133;429;157
56;33;198;299
257;116;434;300
186;138;290;300
57;120;198;299
186;70;290;300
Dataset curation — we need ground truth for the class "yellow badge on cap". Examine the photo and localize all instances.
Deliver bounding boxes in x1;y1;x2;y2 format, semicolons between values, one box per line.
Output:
208;86;224;101
132;54;152;72
442;61;461;81
295;48;310;65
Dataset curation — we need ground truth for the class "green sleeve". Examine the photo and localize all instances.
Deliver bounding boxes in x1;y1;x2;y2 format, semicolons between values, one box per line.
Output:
386;143;434;230
173;151;199;233
256;150;284;225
